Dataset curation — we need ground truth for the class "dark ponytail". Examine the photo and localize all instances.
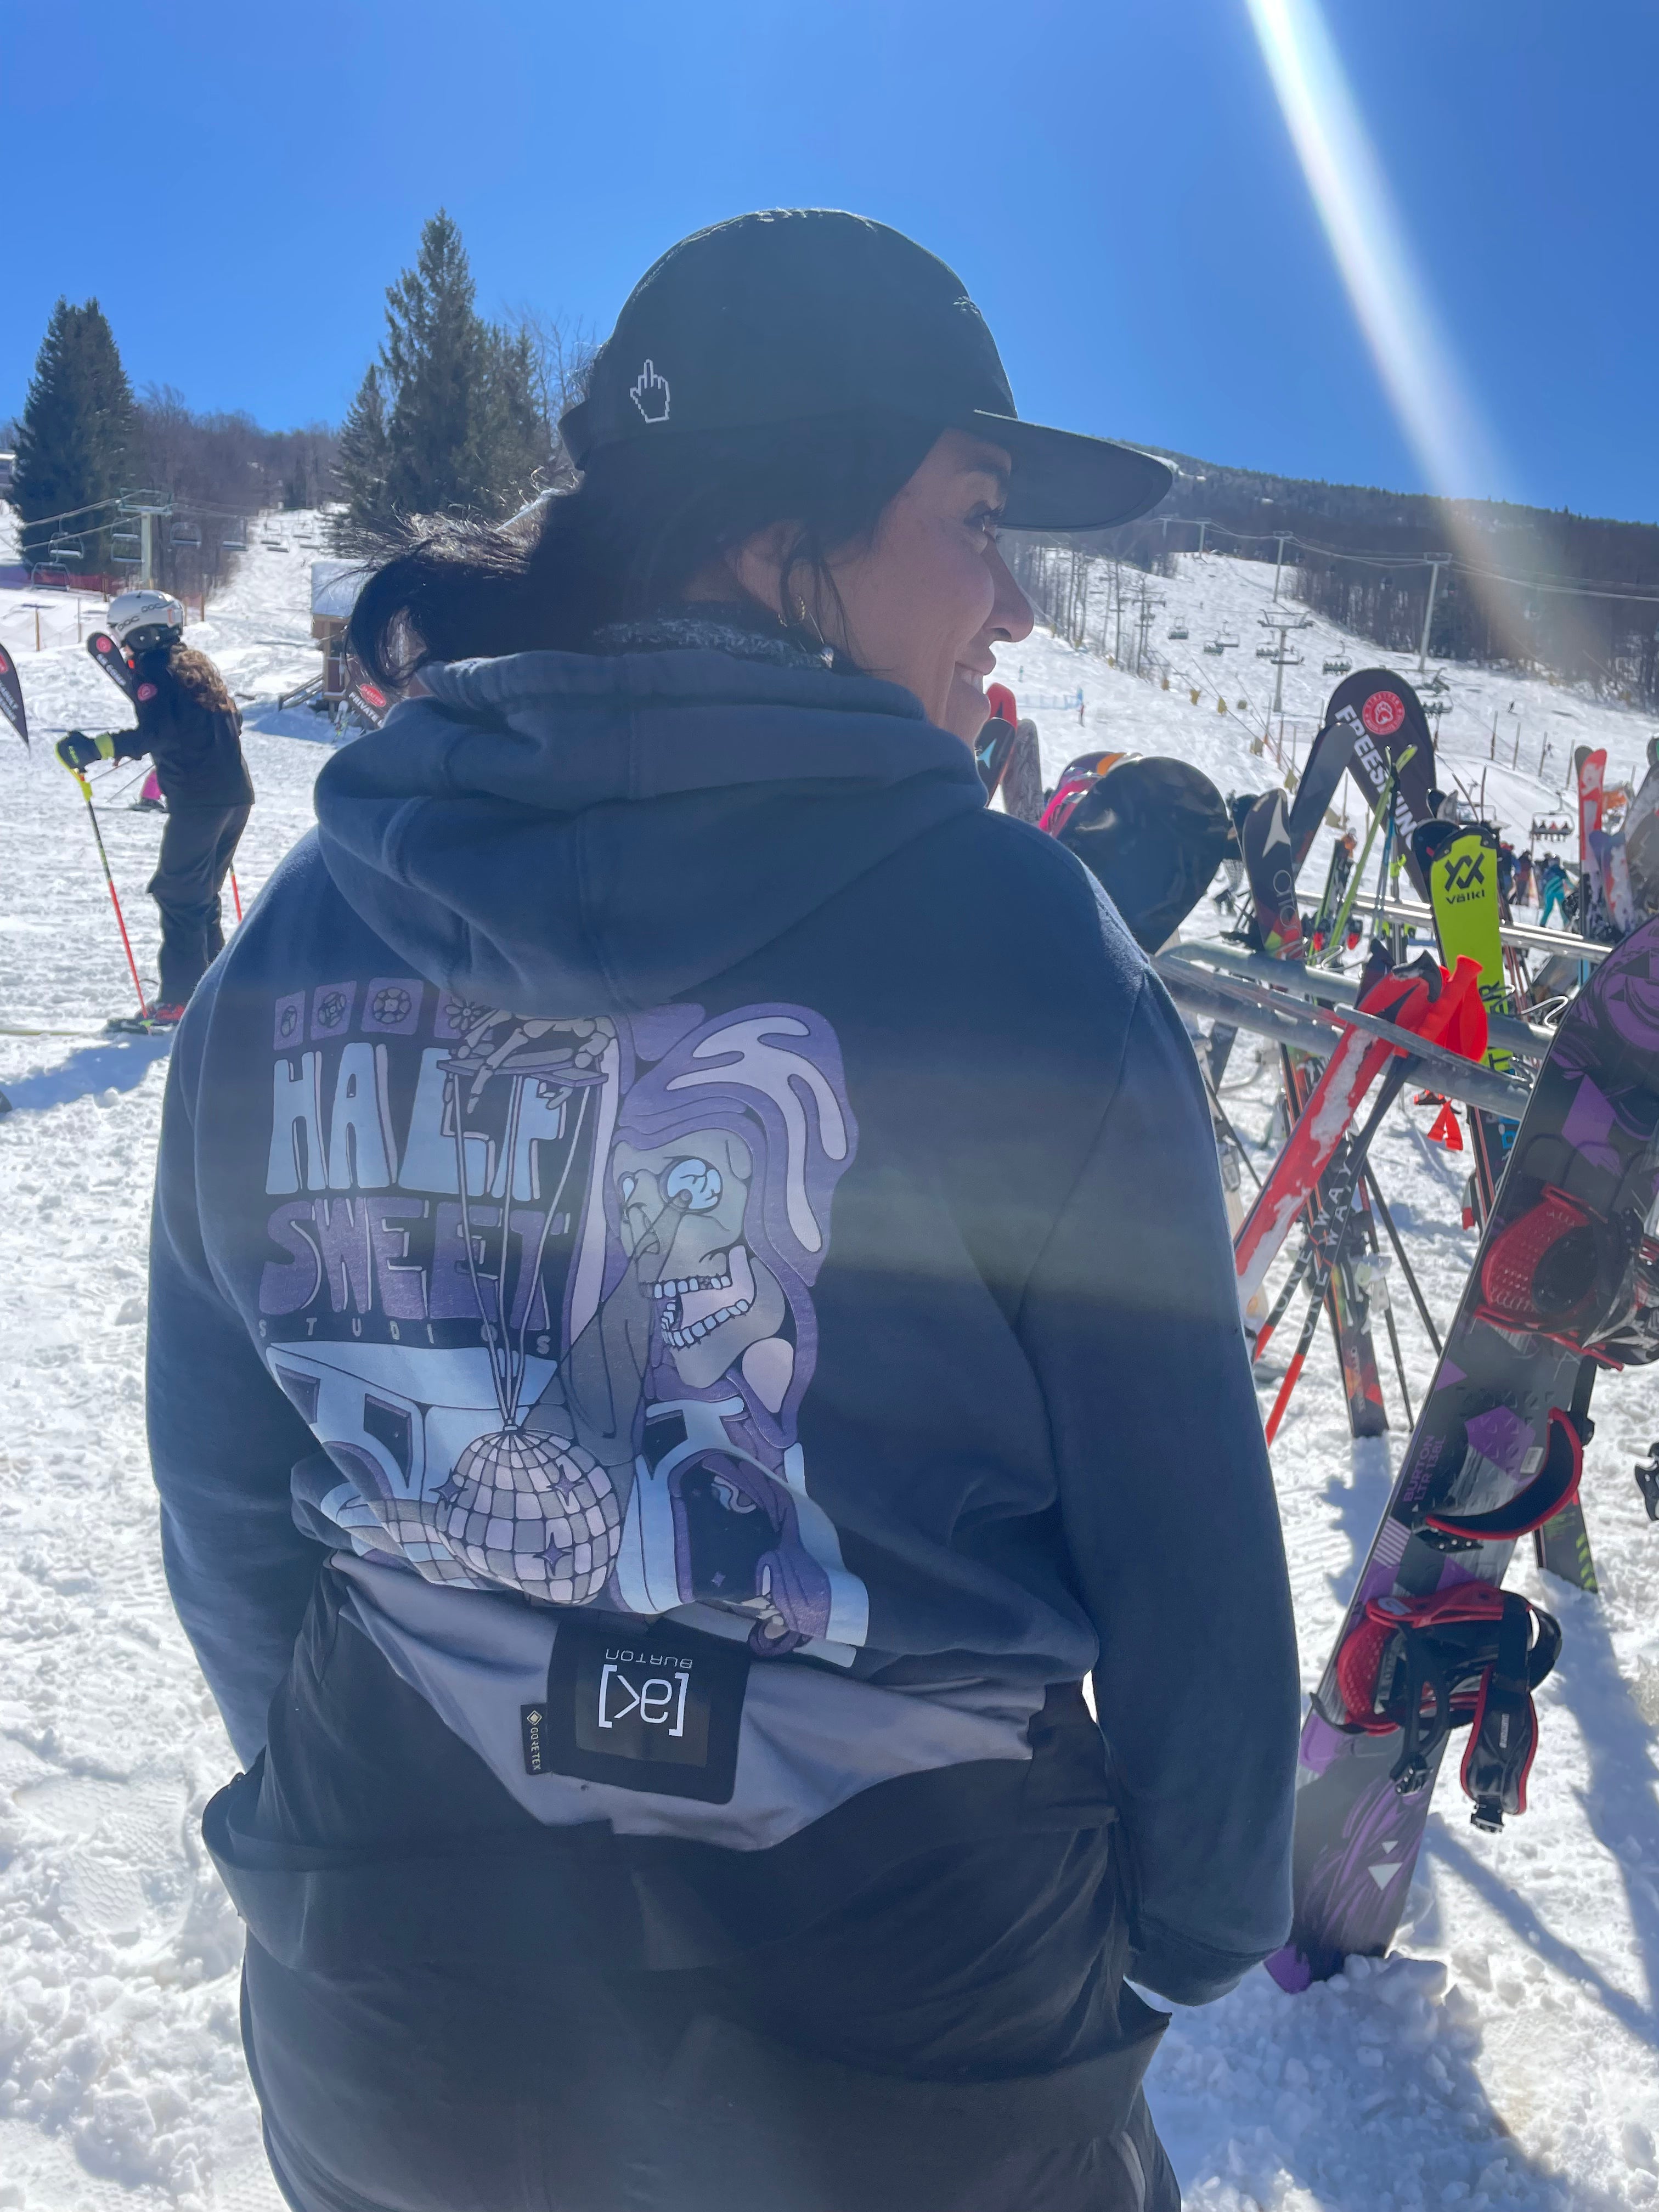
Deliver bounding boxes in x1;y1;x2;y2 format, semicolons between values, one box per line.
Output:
347;408;939;687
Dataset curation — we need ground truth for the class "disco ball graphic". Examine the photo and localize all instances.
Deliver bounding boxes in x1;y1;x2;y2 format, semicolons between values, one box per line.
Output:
315;989;348;1030
436;1430;620;1603
370;984;413;1027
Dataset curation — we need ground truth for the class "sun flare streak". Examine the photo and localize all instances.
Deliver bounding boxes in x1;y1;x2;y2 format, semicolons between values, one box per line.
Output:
1245;0;1502;506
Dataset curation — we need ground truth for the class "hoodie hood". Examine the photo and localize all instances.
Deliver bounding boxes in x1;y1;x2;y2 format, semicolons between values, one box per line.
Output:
313;644;986;1016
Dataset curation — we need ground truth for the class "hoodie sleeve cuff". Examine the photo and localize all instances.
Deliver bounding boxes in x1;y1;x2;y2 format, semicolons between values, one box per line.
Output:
1128;1918;1277;2007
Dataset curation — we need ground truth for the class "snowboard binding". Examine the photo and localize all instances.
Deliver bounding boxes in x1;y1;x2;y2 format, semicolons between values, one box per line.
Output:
1335;1583;1562;1830
1476;1182;1659;1366
1413;1401;1590;1552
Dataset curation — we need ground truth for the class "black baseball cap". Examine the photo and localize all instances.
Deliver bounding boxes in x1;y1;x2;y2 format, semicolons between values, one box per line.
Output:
559;210;1171;533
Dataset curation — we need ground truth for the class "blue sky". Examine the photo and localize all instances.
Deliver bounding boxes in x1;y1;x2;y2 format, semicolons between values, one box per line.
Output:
4;1;1652;520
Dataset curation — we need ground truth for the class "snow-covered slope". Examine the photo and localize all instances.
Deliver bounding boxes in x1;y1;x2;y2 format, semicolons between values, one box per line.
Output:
0;527;1656;2211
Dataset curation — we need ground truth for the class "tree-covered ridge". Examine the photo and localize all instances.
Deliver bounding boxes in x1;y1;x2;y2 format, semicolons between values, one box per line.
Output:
1085;447;1659;704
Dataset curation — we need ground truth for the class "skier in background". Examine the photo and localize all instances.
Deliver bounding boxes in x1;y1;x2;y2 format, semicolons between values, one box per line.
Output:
1497;838;1516;907
1513;849;1533;907
55;591;252;1024
1539;851;1569;927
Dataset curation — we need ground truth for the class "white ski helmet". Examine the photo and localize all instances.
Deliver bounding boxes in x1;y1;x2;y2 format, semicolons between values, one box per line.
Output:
108;589;185;654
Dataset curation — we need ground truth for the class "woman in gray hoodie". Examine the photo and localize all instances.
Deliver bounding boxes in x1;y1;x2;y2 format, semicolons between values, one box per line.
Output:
150;210;1299;2212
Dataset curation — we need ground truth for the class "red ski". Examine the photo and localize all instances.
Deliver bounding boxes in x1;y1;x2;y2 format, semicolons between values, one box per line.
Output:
1235;958;1486;1314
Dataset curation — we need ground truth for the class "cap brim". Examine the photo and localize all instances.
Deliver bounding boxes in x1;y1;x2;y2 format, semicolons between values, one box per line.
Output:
967;413;1172;532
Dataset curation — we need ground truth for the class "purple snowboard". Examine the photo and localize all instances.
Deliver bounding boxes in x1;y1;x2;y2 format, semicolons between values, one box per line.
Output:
1271;914;1659;1988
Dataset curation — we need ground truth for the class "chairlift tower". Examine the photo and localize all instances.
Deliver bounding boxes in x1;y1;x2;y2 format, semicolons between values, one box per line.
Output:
1133;574;1166;676
118;489;173;588
1256;612;1311;737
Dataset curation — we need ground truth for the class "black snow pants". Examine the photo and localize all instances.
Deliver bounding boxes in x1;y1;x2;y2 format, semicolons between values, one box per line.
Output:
148;803;250;1005
215;1573;1182;2212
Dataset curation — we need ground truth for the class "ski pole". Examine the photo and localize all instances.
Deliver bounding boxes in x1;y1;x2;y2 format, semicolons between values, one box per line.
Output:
73;771;146;1015
1314;746;1417;970
1200;1061;1263;1193
1251;1233;1317;1367
1361;1161;1443;1357
230;869;243;922
1262;1064;1409;1441
1372;1237;1415;1429
1263;1238;1338;1443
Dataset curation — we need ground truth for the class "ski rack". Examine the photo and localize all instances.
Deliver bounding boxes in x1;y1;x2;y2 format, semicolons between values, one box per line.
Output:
1182;939;1556;1058
1156;949;1533;1119
1378;895;1609;965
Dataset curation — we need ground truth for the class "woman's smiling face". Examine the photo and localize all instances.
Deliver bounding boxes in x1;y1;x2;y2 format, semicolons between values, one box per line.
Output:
731;429;1035;742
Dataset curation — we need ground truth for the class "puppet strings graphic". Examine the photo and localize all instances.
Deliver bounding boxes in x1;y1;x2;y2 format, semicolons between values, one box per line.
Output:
432;1015;624;1602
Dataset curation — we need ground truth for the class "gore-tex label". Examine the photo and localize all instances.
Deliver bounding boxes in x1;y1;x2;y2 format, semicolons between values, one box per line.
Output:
525;1611;750;1803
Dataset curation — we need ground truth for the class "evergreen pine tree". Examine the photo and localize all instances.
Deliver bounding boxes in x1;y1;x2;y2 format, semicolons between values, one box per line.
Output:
13;299;134;573
332;365;395;549
477;323;549;498
335;212;546;546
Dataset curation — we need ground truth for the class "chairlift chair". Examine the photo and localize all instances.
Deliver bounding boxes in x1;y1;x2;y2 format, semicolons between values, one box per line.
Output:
47;534;83;565
111;528;142;566
170;517;202;549
1322;657;1352;676
1167;623;1189;640
221;519;248;550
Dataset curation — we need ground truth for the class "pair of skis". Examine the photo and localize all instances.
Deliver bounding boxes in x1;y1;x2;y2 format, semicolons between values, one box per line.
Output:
1235;672;1446;1438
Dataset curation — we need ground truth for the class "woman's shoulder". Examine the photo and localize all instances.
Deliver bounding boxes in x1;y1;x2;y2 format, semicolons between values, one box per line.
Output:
901;804;1151;1005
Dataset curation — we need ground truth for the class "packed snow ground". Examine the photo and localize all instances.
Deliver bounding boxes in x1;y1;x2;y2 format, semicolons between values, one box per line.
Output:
0;522;1656;2211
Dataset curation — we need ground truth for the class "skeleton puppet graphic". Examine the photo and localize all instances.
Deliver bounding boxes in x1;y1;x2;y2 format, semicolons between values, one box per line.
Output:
413;999;863;1652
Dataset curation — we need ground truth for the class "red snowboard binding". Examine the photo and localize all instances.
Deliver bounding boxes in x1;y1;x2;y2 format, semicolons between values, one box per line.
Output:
1335;1583;1562;1830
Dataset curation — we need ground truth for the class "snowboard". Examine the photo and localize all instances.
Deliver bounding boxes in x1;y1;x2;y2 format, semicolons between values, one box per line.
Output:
1240;789;1303;957
1284;708;1355;872
1269;914;1659;1988
0;643;27;748
1300;668;1442;893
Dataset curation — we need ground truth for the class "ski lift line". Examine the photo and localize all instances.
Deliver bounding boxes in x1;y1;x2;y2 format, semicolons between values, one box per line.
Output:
1174;516;1659;607
5;492;127;532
